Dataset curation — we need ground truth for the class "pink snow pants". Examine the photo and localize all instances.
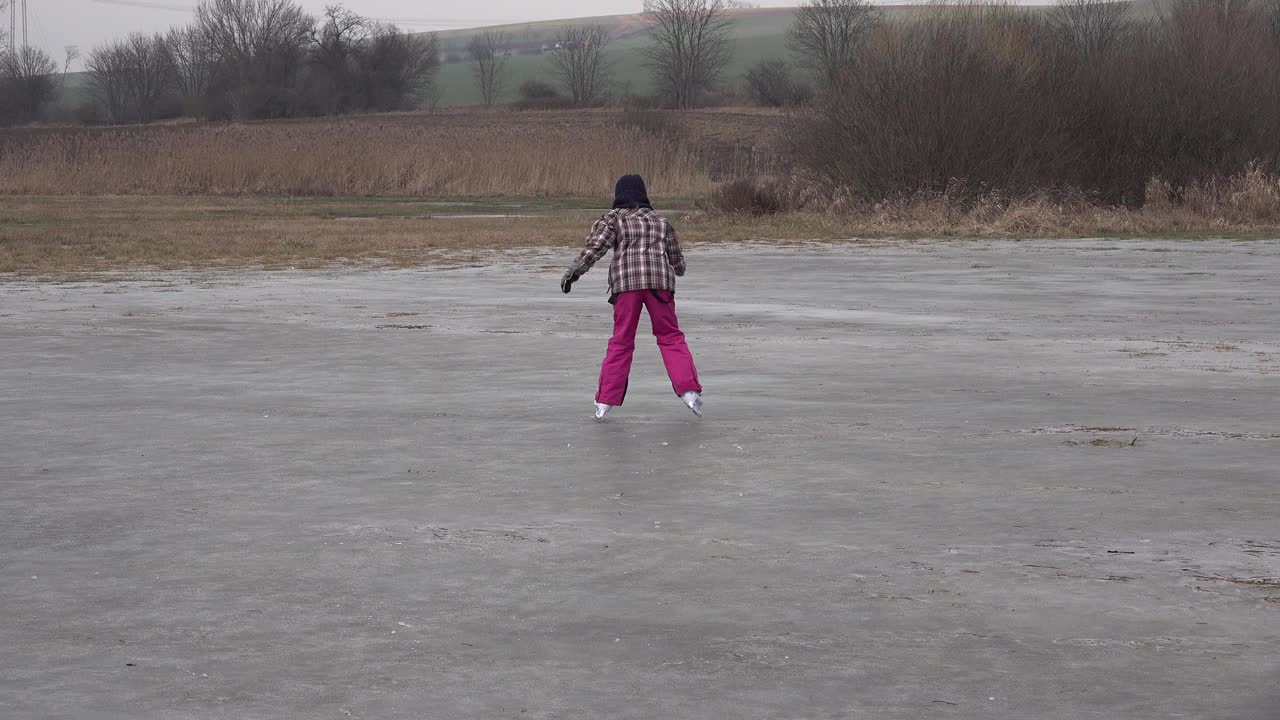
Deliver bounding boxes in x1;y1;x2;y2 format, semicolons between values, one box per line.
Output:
597;290;702;406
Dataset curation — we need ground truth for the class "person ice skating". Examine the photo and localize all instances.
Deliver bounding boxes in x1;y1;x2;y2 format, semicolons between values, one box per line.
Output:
561;174;703;421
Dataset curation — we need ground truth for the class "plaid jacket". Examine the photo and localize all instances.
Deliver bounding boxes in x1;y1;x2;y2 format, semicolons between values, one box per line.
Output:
570;208;686;296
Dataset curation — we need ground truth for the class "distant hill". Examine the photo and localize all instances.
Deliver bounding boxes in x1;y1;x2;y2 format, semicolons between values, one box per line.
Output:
426;7;799;107
53;8;798;112
424;3;1079;107
58;2;1160;114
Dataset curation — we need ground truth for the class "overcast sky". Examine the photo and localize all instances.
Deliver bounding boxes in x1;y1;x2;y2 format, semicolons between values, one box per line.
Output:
14;0;798;68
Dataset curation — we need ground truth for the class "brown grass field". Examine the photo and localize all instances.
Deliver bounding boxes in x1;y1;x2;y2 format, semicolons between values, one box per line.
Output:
0;109;781;197
5;182;1280;276
0;196;644;274
2;108;1280;276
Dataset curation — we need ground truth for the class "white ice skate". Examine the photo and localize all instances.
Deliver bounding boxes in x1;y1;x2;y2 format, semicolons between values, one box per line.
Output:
681;391;704;417
594;402;613;420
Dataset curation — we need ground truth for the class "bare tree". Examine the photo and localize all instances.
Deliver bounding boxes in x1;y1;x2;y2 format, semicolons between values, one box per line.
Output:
87;34;175;124
57;45;80;115
309;4;367;114
549;24;612;106
0;45;58;124
468;29;510;106
194;0;313;118
641;0;735;109
357;25;440;112
62;45;79;80
166;26;214;114
87;39;132;122
787;0;880;90
304;8;439;114
125;33;176;123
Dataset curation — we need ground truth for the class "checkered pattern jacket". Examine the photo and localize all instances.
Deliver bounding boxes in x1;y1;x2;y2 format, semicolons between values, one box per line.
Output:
570;208;686;296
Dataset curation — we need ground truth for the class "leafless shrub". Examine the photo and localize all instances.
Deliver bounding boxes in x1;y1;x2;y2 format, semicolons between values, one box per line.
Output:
793;0;1280;205
616;107;684;144
704;176;813;215
608;82;664;110
1139;0;1280;192
796;2;1057;200
549;24;613;106
743;59;810;107
513;80;573;110
642;0;735;108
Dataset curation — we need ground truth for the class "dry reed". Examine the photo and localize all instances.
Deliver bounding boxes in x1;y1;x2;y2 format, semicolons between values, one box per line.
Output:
6;171;1280;276
0;116;712;197
703;167;1280;238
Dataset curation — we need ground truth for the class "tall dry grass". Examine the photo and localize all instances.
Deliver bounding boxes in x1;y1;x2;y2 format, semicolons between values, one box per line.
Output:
703;166;1280;236
0;117;712;197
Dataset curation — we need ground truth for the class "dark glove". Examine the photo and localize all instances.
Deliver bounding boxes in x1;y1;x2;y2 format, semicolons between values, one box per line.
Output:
561;266;582;294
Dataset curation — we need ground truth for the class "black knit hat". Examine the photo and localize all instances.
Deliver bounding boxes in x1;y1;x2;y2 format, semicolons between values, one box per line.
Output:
612;174;653;210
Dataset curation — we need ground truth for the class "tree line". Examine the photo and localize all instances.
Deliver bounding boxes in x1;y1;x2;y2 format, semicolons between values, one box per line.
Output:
0;0;742;125
84;0;440;123
0;0;439;126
